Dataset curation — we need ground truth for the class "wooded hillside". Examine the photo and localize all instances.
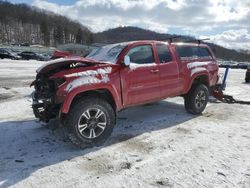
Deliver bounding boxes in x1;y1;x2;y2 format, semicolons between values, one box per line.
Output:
0;1;93;46
94;27;250;62
0;1;249;62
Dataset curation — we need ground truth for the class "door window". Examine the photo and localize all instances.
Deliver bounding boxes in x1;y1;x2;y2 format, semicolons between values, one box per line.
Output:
156;44;172;63
127;45;154;64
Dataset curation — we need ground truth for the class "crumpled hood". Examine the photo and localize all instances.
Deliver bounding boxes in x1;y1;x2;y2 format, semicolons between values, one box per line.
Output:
36;57;105;75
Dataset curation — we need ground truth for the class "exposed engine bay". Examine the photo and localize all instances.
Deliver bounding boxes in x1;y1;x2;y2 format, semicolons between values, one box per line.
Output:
31;77;61;122
31;58;102;122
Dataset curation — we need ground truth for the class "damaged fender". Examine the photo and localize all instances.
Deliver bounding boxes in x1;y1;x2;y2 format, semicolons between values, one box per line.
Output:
60;83;122;114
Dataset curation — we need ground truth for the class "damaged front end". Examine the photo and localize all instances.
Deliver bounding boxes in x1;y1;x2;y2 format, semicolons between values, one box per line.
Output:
31;77;63;122
30;57;107;123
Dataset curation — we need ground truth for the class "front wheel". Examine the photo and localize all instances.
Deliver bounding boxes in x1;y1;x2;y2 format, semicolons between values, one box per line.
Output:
184;84;209;115
64;97;116;148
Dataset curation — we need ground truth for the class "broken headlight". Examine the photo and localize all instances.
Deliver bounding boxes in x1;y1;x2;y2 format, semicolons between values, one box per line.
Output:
54;78;66;88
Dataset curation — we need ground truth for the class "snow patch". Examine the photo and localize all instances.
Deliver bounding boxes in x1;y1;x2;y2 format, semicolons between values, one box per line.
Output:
187;61;214;69
65;67;112;91
191;67;207;76
187;61;215;76
65;67;112;78
1;61;250;188
129;62;155;71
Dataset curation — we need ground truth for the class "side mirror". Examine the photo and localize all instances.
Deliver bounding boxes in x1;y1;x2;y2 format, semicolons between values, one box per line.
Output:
124;55;130;66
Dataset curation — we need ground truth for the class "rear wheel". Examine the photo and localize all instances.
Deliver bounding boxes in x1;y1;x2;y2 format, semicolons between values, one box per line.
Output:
184;84;209;115
64;96;115;148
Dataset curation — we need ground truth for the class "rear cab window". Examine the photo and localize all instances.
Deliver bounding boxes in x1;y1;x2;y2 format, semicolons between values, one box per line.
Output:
176;45;213;60
199;47;212;58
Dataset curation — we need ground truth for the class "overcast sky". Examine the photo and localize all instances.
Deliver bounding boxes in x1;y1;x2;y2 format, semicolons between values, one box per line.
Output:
9;0;250;50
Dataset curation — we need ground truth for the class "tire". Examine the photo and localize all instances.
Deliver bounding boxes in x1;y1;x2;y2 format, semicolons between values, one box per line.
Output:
64;96;116;148
184;84;209;115
246;79;249;83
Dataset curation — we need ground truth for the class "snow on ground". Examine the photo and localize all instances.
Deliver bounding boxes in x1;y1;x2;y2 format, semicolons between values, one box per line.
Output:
0;61;249;188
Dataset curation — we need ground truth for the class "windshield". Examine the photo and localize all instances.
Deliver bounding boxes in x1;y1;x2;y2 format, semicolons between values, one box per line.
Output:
86;44;126;64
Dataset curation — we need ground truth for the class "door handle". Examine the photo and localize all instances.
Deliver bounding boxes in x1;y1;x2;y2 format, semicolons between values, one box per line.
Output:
150;69;159;73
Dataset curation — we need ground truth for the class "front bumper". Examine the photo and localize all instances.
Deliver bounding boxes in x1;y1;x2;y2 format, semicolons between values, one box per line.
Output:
31;91;59;122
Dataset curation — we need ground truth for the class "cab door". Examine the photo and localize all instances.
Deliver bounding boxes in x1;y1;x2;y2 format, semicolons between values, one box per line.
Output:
156;43;181;97
120;44;161;107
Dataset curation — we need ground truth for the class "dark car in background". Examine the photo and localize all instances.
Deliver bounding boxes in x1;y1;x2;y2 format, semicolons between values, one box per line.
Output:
0;48;21;60
218;62;250;69
18;51;46;61
246;67;250;83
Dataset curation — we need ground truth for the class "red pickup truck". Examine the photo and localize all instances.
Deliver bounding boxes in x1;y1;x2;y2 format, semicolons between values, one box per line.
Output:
31;40;219;147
